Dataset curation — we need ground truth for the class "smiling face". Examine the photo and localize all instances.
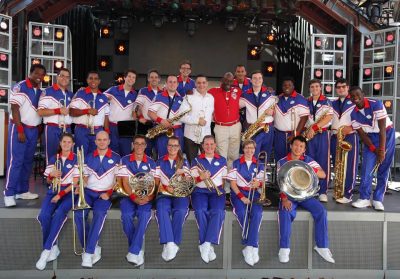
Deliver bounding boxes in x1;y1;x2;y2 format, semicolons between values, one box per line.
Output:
56;69;70;89
309;82;322;97
221;73;234;91
195;77;208;93
30;67;46;86
179;63;191;78
251;72;263;88
335;82;349;98
60;135;74;153
235;66;246;81
133;137;146;156
148;71;160;88
243;142;256;158
95;131;110;151
202;137;216;155
124;72;136;88
167;138;180;157
282;80;294;96
166;75;178;93
87;72;101;90
349;88;365;109
290;139;306;157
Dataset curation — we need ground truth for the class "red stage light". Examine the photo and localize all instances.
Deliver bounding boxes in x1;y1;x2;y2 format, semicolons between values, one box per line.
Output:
33;26;42;37
365;38;373;47
325;85;332;93
335;70;343;78
364;68;372;76
32;58;41;65
314;69;323;78
336;39;343;49
386;33;394;43
315;38;322;48
0;53;7;62
0;89;6;96
373;83;381;91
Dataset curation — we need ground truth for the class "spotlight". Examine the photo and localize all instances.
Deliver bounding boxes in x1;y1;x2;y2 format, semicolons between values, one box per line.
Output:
315;38;322;48
386;32;395;44
98;56;112;71
100;26;112;38
0;20;8;32
314;69;323;79
114;73;125;85
365;37;373;47
32;26;42;38
43;75;51;83
264;32;276;45
0;89;6;97
335;70;343;79
384;100;392;111
324;84;332;94
115;41;128;55
0;53;8;67
54;60;64;70
363;68;372;81
336;39;343;49
32;58;41;65
55;29;64;40
225;17;237;32
43;26;50;34
263;62;275;76
373;83;381;94
384;65;394;79
247;45;261;60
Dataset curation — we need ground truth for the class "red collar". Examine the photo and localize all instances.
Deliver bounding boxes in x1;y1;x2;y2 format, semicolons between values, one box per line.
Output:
59;151;74;160
280;90;297;98
25;78;39;89
308;94;326;101
239;155;257;164
355;98;370;112
147;85;161;92
85;87;102;94
246;86;267;94
93;148;112;158
53;84;60;91
177;75;190;83
118;84;135;93
199;153;220;159
287;153;304;161
233;78;249;86
163;154;178;161
129;153;148;162
161;90;179;97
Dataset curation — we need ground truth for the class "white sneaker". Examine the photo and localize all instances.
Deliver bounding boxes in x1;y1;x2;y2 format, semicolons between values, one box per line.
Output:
92;245;102;265
208;245;216;262
126;252;138;265
278;248;290;263
81;252;93;268
36;249;51;270
314;246;335;263
242;246;254;266
372;200;385;211
15;192;39;200
136;250;144;266
319;194;328;203
161;244;169;261
4;196;16;207
336;197;352;204
199;242;211;263
47;245;60;262
166;242;179;261
352;199;371;208
252;247;260;264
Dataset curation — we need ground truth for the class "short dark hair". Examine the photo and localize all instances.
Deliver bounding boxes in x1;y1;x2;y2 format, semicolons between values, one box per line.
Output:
282;76;295;84
195;74;207;81
166;74;178;81
235;64;245;69
57;67;70;75
167;136;180;144
133;134;146;142
147;69;160;79
124;69;137;77
309;79;321;86
335;78;348;87
30;64;46;74
87;71;100;78
242;139;256;149
291;135;307;146
250;70;263;78
349;86;363;94
180;60;191;68
202;135;216;144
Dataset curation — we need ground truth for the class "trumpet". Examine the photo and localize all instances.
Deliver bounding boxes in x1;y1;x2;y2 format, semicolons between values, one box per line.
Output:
51;154;62;193
88;99;95;136
194;158;223;196
72;146;91;256
59;98;66;133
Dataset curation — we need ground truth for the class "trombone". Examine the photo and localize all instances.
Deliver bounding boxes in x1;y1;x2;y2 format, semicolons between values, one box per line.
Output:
59;98;66;133
72;146;91;256
88;99;95;136
194;158;223;196
242;173;256;240
51;154;62;194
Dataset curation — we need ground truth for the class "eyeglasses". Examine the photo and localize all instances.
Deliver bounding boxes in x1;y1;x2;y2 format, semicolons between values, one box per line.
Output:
167;144;180;148
58;74;71;79
133;142;146;146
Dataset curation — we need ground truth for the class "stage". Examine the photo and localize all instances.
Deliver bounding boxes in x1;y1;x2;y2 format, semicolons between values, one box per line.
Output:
0;176;400;279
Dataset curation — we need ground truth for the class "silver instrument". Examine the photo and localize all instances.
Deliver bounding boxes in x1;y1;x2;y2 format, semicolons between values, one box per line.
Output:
88;99;95;136
194;110;205;144
59;98;66;133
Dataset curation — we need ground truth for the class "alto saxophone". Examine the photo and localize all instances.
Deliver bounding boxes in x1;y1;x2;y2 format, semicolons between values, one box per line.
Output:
241;97;278;142
333;126;352;200
302;109;330;141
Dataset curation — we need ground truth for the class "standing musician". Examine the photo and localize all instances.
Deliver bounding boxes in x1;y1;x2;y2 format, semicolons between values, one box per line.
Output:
180;75;214;164
278;136;335;264
331;78;358;204
349;87;395;211
4;64;46;207
154;136;190;261
190;135;227;263
148;75;185;158
136;69;163;157
36;133;76;270
177;60;195;97
69;71;110;156
104;69;137;157
274;77;309;162
73;131;120;268
233;65;252;92
38;68;74;164
239;70;275;157
119;135;156;266
227;140;262;266
304;79;333;203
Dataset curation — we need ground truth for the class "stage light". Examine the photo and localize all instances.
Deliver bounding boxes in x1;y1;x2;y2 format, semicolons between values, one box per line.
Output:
265;33;276;44
226;0;234;12
314;69;323;79
32;58;41;65
336;39;343;49
335;70;343;79
373;83;381;91
0;53;7;67
43;26;50;34
263;62;275;76
115;41;128;55
364;68;372;76
247;45;260;60
98;56;112;71
0;20;8;32
324;84;332;94
385;65;393;74
0;89;6;97
43;75;51;83
100;26;112;38
365;37;373;47
315;38;322;48
384;100;392;108
114;73;125;85
32;26;42;38
55;29;64;40
386;32;395;44
54;60;64;70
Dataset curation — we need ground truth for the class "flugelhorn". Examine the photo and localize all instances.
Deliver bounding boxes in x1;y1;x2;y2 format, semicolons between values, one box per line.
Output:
194;158;223;196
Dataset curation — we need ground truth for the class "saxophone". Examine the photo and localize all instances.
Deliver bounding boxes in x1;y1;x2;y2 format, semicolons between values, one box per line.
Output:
302;109;330;141
146;97;192;139
241;96;278;142
333;126;352;200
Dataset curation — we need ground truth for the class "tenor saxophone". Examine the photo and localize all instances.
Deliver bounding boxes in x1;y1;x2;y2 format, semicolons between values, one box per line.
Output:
333;126;352;200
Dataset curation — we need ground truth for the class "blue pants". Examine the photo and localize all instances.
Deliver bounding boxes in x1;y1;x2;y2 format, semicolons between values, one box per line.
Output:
4;122;38;197
156;127;184;159
253;125;274;159
191;187;226;245
331;133;359;199
45;125;72;164
74;189;112;254
109;125;132;157
278;197;328;248
37;187;74;250
231;189;262;247
74;126;103;156
155;195;189;245
359;128;395;202
306;131;330;195
274;129;295;162
120;197;152;254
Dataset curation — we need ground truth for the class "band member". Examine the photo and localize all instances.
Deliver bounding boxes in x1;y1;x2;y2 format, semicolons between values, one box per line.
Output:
349;87;395;211
181;75;214;164
274;77;309;161
36;133;76;270
177;60;195;97
331;78;358;204
104;69;137;157
239;70;275;157
304;79;333;202
278;136;335;264
70;71;110;156
154;136;190;261
4;64;46;207
233;65;252;92
190;135;227;263
136;69;163;156
38;68;74;164
227;140;262;266
119;135;156;266
74;131;120;268
208;72;241;170
148;75;184;158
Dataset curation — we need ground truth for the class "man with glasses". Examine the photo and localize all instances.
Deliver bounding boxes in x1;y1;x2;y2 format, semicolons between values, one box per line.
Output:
38;68;74;163
177;60;195;97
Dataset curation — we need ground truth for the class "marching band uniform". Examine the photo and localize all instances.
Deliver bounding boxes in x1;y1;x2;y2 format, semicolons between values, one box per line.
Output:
154;155;191;261
119;153;156;265
74;148;120;267
239;86;275;157
39;84;74;163
227;155;263;266
351;98;395;210
148;90;184;158
233;77;252;92
4;79;42;206
104;84;137;156
36;152;76;270
70;87;110;156
305;94;333;199
331;95;359;202
190;153;227;263
177;75;195;97
274;91;309;161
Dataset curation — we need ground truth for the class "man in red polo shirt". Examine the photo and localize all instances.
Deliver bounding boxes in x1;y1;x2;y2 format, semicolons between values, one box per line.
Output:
208;72;241;170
